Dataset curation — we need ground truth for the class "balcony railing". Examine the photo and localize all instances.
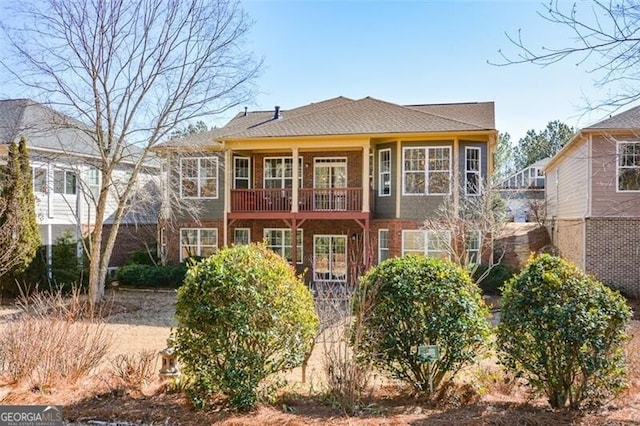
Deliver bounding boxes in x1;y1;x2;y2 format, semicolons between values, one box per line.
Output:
230;187;365;213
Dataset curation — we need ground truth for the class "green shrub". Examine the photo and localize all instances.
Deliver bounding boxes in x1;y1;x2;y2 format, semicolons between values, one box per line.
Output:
124;245;159;266
116;264;186;288
473;263;518;295
50;233;89;291
498;254;631;410
174;243;319;410
355;255;491;395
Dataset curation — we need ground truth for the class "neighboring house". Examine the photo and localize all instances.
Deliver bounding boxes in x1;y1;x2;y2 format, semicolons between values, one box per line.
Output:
546;106;640;295
0;99;159;268
155;96;496;290
497;158;549;222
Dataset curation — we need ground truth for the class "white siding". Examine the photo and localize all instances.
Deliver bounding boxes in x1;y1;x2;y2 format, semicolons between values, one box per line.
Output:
546;140;589;219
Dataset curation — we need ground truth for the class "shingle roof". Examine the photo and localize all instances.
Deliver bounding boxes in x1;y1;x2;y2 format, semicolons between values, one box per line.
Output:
586;105;640;130
156;96;495;149
0;98;153;165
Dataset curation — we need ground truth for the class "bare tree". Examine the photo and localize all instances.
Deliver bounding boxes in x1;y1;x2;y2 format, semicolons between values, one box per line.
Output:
0;0;260;303
495;0;640;111
422;181;507;283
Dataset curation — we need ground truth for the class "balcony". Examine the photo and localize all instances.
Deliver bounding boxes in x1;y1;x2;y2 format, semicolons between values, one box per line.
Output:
231;188;365;213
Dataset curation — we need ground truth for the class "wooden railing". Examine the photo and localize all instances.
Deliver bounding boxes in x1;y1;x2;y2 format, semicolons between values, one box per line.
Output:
231;187;365;213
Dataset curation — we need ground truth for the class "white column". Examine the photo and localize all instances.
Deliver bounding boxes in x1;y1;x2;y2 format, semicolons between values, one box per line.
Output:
362;142;370;213
224;148;232;246
292;147;299;213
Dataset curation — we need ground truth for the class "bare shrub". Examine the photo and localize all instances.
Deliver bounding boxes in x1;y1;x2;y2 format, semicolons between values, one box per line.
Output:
110;350;157;391
0;287;112;389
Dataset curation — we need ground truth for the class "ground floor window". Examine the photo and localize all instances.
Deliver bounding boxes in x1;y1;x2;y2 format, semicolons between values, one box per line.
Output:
378;229;389;263
401;229;451;259
264;228;303;264
234;228;251;245
314;235;348;282
467;230;481;264
180;228;218;261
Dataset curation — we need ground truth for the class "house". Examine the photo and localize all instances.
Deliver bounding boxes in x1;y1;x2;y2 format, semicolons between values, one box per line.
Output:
0;99;159;268
497;157;549;222
155;96;496;290
546;106;640;295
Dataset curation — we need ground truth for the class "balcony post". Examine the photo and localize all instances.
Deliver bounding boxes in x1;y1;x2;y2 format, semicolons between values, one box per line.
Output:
292;147;299;213
224;148;232;246
362;142;370;213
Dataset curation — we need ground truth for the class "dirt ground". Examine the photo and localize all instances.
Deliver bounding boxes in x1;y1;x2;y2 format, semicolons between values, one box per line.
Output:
1;289;640;425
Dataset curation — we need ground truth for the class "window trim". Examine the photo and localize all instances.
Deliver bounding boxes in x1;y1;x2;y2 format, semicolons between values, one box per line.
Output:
179;228;218;262
88;166;100;188
402;146;452;196
466;230;482;264
234;228;251;245
401;229;451;259
378;148;391;197
263;156;303;189
53;168;77;195
263;228;303;264
617;141;640;192
313;234;348;283
233;156;251;189
179;156;219;199
465;147;481;196
378;229;389;264
312;157;348;189
32;165;48;193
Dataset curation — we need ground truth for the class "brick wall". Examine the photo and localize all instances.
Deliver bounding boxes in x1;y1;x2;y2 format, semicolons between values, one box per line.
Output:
552;218;585;269
497;223;551;269
585;217;640;296
102;224;157;267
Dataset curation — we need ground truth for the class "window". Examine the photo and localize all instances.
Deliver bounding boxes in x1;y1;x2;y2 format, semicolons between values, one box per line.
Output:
403;147;451;195
618;142;640;191
88;166;100;187
379;149;391;196
180;157;218;198
234;228;251;245
53;169;77;194
180;228;218;261
401;230;451;259
314;235;347;282
369;150;374;189
465;147;481;196
234;157;250;189
32;166;47;193
264;228;303;264
378;229;389;263
264;157;303;189
467;230;481;264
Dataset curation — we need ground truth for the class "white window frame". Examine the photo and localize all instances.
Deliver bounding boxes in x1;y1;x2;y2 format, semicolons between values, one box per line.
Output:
617;141;640;192
88;166;100;188
378;229;390;264
263;228;303;264
263;157;303;189
401;229;451;259
465;147;481;196
467;230;482;264
53;168;77;195
378;149;391;196
402;146;452;195
233;156;251;189
234;228;251;245
32;164;48;193
313;235;348;283
313;157;348;188
180;156;219;199
179;228;218;261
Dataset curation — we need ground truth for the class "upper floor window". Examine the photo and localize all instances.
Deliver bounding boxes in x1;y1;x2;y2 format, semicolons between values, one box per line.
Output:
32;166;47;193
401;229;451;259
180;228;218;261
264;157;303;189
88;166;100;188
402;147;451;195
618;141;640;191
180;157;218;199
379;149;391;196
465;147;481;196
234;157;250;189
53;169;77;195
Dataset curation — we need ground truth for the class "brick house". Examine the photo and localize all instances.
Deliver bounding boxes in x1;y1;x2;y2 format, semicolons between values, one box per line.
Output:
546;106;640;295
155;96;496;289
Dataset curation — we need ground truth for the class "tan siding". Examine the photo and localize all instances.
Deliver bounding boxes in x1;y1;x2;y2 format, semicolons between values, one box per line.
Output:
547;140;589;219
590;133;640;217
553;218;585;269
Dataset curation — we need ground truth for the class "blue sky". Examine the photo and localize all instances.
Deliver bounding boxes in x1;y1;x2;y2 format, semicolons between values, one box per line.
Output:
231;0;613;141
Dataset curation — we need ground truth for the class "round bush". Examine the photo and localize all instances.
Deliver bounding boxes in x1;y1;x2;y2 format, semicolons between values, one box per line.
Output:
174;243;318;410
498;254;631;409
355;255;491;394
